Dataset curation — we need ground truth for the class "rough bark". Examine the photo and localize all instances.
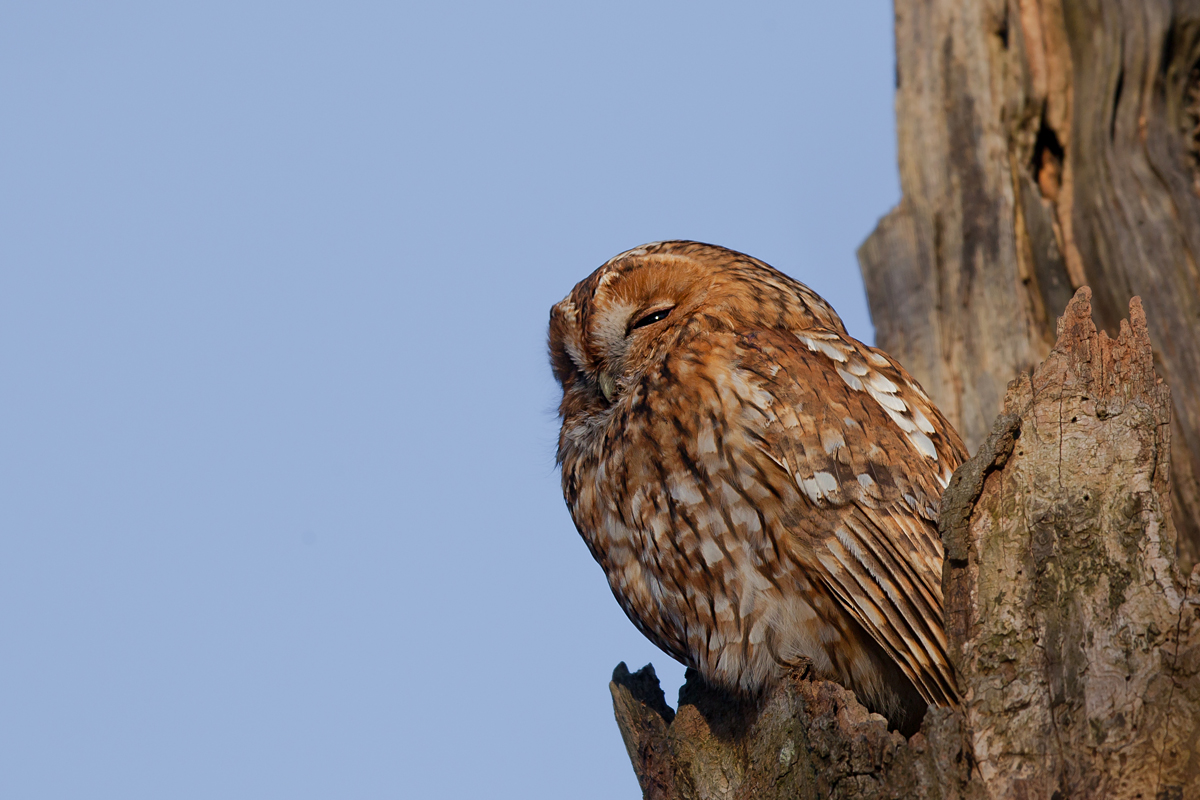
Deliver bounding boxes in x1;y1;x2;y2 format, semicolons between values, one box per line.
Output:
858;0;1200;569
611;662;981;800
610;291;1200;798
941;288;1200;797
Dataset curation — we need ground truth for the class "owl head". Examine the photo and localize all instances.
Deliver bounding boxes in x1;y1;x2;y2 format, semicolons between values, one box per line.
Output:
548;241;845;432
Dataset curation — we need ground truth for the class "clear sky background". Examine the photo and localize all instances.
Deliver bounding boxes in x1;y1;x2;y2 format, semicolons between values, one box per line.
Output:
1;3;899;798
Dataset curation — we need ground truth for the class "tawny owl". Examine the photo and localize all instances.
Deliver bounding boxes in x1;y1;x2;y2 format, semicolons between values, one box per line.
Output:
549;241;967;734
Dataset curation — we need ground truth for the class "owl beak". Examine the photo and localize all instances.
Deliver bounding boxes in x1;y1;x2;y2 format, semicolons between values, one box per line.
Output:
598;370;616;402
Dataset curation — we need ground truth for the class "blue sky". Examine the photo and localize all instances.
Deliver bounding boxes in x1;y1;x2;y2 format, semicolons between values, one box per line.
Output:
1;2;898;797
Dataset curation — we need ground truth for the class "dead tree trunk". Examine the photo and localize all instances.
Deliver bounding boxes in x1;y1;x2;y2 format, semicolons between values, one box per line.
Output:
857;0;1200;569
605;4;1200;795
610;291;1200;799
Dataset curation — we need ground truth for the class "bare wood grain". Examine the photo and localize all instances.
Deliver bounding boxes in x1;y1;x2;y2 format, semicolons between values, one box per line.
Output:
859;0;1200;567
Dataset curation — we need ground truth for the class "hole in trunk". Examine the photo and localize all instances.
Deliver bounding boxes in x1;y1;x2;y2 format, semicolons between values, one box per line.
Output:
1031;116;1065;202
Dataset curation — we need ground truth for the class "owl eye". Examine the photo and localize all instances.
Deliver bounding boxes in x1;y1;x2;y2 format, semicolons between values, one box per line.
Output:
629;307;673;332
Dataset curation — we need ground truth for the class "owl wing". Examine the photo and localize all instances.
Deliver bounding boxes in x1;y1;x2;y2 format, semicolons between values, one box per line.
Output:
732;326;967;707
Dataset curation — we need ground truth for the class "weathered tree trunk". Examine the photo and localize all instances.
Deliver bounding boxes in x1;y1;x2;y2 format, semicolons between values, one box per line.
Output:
857;0;1200;569
605;4;1200;795
610;290;1200;799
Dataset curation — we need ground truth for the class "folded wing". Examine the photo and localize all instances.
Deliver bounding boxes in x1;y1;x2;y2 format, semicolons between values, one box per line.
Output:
731;326;966;707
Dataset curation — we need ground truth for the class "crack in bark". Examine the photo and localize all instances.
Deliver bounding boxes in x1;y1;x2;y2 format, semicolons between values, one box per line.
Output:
1156;597;1188;797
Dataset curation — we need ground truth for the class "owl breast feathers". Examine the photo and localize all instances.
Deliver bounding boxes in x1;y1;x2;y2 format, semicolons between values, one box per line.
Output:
548;241;968;734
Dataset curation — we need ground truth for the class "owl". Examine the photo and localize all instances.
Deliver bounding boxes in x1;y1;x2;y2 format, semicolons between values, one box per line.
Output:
548;241;967;734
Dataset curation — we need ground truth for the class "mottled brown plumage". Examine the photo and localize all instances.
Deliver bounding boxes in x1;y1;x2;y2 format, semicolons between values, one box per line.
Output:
549;241;966;733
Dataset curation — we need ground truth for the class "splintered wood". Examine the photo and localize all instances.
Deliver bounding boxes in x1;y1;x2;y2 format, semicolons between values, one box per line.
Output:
941;288;1199;799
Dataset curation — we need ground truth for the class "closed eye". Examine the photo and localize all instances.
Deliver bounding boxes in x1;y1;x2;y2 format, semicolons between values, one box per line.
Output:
629;307;673;332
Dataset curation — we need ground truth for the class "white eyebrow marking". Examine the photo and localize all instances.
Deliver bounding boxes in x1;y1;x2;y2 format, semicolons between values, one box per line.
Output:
603;242;661;265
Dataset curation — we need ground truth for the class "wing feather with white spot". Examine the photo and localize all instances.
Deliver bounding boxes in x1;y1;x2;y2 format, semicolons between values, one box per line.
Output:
733;327;967;707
